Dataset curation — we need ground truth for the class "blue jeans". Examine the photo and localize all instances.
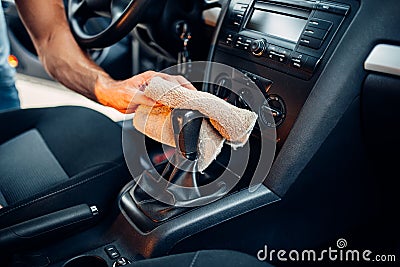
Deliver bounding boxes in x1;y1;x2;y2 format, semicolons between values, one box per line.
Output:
0;5;20;112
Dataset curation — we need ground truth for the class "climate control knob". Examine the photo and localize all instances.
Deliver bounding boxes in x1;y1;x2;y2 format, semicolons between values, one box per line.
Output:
250;39;267;56
260;94;286;127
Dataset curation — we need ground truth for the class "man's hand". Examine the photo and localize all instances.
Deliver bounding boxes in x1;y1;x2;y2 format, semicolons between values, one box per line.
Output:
95;71;196;113
15;0;196;114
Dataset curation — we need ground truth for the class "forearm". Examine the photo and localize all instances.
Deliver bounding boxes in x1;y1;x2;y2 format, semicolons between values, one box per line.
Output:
38;27;112;102
14;0;194;113
14;0;111;103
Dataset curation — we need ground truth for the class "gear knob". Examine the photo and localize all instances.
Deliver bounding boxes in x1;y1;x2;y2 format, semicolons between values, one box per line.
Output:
171;109;203;160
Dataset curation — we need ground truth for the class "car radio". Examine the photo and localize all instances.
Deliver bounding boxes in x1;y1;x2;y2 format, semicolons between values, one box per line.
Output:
218;0;350;79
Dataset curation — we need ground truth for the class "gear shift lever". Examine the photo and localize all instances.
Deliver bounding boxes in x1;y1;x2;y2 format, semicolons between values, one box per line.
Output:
160;109;203;191
122;109;230;224
172;109;203;161
129;109;205;222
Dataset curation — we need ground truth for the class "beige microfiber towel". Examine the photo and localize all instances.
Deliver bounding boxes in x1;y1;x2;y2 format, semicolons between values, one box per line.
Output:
133;77;258;171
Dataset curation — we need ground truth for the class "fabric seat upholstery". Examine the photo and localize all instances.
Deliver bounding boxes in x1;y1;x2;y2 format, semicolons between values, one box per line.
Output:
0;106;131;228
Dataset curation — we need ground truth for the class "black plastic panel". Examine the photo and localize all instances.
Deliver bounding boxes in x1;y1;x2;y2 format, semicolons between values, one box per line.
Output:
212;0;359;155
362;73;400;162
265;0;400;196
172;97;383;257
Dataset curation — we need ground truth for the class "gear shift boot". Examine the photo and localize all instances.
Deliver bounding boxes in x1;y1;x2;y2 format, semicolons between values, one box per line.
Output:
130;109;228;222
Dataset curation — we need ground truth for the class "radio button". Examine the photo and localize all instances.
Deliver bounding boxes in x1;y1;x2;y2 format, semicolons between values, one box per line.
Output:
222;32;235;46
230;12;244;21
277;55;287;64
299;37;323;49
267;44;279;52
266;45;277;59
229;11;244;29
308;18;332;30
231;19;242;28
277;47;291;63
266;49;288;64
278;47;291;57
233;21;241;26
237;36;251;42
266;50;279;61
317;3;349;15
290;52;308;69
265;45;290;63
233;3;248;13
234;36;253;51
302;27;329;40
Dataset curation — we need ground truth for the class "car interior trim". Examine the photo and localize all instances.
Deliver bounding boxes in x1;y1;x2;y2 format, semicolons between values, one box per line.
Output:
364;44;400;77
119;184;280;257
202;7;221;27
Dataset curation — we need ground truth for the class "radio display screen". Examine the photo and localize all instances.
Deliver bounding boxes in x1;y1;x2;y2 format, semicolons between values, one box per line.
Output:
246;9;308;43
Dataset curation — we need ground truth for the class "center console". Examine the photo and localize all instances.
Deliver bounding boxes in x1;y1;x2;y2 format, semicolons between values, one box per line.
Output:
117;0;358;258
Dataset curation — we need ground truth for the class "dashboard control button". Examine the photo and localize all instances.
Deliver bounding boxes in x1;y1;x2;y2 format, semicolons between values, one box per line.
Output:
266;50;279;61
299;37;323;49
278;47;291;57
308;18;332;30
267;44;279;52
250;39;268;56
234;36;252;51
222;32;235;46
229;2;248;28
302;27;329;40
231;19;242;28
233;3;248;13
266;44;282;61
105;245;120;260
290;52;308;69
230;12;244;22
317;3;349;15
276;47;291;63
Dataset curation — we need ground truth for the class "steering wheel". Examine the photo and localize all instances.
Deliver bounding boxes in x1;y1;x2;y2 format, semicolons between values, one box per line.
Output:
68;0;156;48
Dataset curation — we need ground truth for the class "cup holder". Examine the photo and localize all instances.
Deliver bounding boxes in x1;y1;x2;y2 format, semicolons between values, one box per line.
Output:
63;255;108;267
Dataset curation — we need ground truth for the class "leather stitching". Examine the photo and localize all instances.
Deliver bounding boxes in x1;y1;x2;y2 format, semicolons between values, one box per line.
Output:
189;251;200;267
0;163;123;217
